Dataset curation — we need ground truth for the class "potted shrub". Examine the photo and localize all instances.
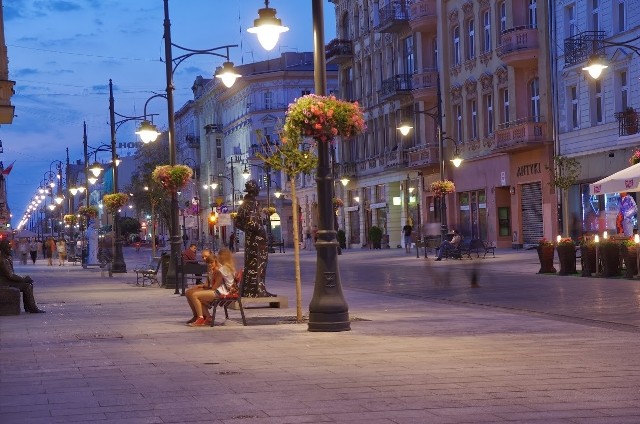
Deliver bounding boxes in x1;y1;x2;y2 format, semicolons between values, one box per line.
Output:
579;237;597;277
368;226;383;249
620;238;638;279
556;237;577;275
536;238;556;274
599;239;621;277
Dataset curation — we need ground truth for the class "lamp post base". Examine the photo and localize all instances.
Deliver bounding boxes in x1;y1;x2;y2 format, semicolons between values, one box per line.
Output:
308;311;351;332
112;239;127;273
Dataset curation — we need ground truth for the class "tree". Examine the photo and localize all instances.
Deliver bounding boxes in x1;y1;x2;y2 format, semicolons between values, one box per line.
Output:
118;217;141;240
257;129;317;322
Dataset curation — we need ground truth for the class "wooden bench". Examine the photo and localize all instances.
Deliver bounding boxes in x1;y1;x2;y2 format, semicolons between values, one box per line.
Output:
67;255;81;265
178;260;208;294
134;257;161;286
467;239;496;258
269;240;285;253
207;270;246;327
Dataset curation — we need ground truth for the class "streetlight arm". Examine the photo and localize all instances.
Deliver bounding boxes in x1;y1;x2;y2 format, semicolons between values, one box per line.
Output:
599;34;640;56
170;44;238;76
143;93;168;119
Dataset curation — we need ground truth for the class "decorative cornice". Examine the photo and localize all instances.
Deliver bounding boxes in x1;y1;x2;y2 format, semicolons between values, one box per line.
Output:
450;85;462;104
462;1;474;18
464;78;478;98
495;66;508;86
479;72;494;93
448;9;459;25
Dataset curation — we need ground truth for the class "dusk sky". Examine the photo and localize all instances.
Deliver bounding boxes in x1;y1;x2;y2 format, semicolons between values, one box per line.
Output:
3;0;337;227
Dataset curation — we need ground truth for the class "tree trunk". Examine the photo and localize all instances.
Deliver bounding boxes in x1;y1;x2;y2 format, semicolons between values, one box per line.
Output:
290;178;303;322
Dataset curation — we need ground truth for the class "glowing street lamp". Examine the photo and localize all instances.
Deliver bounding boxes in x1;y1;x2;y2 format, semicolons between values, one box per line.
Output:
247;0;289;51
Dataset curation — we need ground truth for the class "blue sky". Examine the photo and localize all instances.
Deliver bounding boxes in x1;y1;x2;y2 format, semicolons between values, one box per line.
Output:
2;0;337;227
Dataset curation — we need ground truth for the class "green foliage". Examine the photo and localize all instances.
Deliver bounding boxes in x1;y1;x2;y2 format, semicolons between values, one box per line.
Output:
547;156;581;190
368;226;383;243
118;217;141;238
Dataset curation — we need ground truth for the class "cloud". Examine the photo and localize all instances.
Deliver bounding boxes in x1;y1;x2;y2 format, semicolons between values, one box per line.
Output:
33;0;82;13
13;68;40;77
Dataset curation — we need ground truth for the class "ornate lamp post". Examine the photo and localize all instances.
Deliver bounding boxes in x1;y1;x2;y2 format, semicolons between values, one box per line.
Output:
249;0;350;331
162;0;241;288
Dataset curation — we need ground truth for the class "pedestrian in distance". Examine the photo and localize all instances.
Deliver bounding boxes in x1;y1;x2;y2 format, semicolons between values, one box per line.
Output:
45;238;55;266
29;238;38;264
56;239;67;266
402;223;413;253
18;239;28;265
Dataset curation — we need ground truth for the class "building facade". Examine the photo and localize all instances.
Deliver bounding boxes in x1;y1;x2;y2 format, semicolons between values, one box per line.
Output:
329;0;557;248
556;0;640;236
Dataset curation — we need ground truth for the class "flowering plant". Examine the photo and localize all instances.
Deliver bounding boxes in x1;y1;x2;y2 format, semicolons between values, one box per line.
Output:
538;238;554;248
103;193;129;213
262;206;277;216
283;94;366;143
620;237;637;248
78;206;98;219
430;180;456;197
332;198;344;208
630;149;640;165
63;214;77;225
557;237;575;246
578;236;595;247
152;165;193;192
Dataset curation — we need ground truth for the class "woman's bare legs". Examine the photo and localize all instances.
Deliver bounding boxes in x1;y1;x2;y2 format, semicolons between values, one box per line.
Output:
185;285;204;319
192;290;217;319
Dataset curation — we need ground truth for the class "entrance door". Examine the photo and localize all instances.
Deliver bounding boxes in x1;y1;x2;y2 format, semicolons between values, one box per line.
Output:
521;182;543;245
349;210;360;246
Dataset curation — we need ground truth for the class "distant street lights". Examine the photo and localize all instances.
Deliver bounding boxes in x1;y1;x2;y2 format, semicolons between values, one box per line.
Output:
162;0;241;288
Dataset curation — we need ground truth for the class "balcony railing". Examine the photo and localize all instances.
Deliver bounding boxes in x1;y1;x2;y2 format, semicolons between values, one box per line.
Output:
495;116;546;150
406;144;439;168
339;162;358;178
411;69;438;91
185;134;200;149
326;39;353;64
374;0;410;33
204;124;223;134
564;31;606;67
378;74;412;102
498;25;539;57
614;109;640;136
409;0;437;32
249;143;280;158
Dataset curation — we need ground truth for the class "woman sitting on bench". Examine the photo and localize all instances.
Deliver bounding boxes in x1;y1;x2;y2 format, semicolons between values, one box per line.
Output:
188;248;237;327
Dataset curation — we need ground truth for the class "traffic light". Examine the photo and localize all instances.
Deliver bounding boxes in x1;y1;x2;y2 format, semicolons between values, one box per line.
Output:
208;212;217;235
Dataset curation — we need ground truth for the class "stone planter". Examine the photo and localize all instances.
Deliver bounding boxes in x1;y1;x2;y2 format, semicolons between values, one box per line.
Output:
600;242;621;278
580;245;597;277
622;246;638;279
557;244;577;275
537;245;556;274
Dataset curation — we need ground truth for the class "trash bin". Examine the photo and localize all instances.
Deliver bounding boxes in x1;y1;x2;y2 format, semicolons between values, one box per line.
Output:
160;251;170;287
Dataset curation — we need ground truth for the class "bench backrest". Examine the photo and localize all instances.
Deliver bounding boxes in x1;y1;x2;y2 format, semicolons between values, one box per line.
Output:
180;261;207;275
150;257;161;271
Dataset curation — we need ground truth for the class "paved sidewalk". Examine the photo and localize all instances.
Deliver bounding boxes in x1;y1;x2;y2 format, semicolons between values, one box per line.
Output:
1;250;640;423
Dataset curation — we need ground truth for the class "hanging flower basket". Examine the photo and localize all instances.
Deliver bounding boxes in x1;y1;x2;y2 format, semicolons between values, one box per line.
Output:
332;198;344;208
152;164;193;192
283;94;366;143
630;148;640;165
63;214;77;226
430;180;456;197
262;206;277;216
103;193;129;213
78;206;98;219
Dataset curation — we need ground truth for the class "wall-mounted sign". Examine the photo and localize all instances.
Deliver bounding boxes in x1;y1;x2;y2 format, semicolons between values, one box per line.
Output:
516;162;541;177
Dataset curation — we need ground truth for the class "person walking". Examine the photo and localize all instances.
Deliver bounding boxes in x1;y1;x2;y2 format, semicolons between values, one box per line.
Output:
402;223;413;253
29;239;38;264
18;239;28;265
56;239;67;266
45;237;55;266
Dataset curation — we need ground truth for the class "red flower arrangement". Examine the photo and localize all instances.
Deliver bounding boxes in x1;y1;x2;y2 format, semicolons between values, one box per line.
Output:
152;165;193;192
283;94;366;143
630;149;640;165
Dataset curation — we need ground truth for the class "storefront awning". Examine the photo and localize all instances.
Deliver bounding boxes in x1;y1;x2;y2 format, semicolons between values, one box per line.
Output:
589;162;640;195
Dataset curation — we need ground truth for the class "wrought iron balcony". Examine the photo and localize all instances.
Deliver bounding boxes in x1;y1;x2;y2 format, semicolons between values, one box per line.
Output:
326;39;353;65
204;124;223;134
378;74;412;102
614;109;640;136
374;0;410;33
564;31;605;67
185;134;200;149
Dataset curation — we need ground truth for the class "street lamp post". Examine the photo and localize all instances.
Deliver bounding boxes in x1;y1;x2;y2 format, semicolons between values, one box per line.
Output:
182;157;199;246
162;0;240;288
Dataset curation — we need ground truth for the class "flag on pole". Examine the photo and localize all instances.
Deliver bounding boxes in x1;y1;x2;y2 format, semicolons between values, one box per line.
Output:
2;161;15;176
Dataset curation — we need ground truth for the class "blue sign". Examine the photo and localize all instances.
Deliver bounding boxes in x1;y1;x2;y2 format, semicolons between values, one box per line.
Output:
221;206;229;213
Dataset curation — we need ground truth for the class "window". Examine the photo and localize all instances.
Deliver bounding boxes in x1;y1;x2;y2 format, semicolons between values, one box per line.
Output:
264;91;273;110
616;0;626;33
301;90;311;96
377;52;383;90
529;0;537;28
375;184;386;203
592;0;600;31
530;78;540;121
502;89;510;124
620;71;629;111
470;100;478;139
467;19;475;59
456;105;463;141
403;36;414;75
453;26;461;65
565;4;576;38
341;12;350;39
432;37;439;70
216;138;222;159
485;94;494;136
499;1;507;33
363;0;370;32
483;10;491;52
570;86;579;129
345;67;353;101
354;9;360;38
594;80;603;124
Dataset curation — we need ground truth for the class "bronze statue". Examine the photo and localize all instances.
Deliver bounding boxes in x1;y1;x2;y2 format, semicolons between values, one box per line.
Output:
234;180;274;297
0;239;45;313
